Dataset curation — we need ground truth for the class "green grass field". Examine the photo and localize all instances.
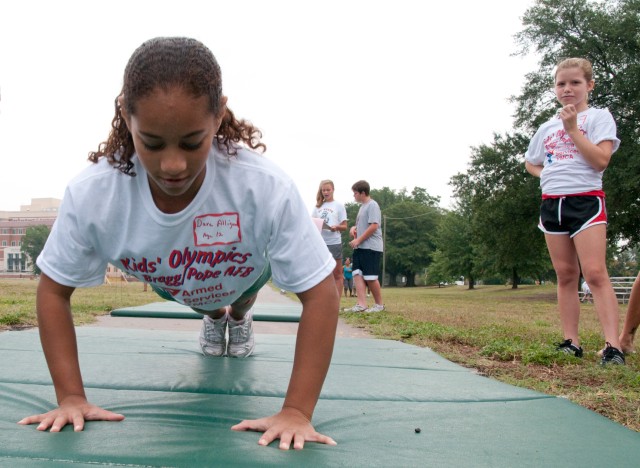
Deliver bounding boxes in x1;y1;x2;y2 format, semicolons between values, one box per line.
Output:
339;284;639;432
1;279;638;431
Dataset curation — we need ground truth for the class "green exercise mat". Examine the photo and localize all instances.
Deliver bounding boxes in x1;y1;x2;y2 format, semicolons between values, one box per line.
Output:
1;328;638;467
111;301;302;322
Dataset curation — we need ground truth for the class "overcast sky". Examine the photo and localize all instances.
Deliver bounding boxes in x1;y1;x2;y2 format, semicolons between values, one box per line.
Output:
0;0;538;212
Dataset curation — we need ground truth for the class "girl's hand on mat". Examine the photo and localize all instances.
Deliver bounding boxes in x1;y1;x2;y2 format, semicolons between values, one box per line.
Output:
18;395;125;432
231;407;337;450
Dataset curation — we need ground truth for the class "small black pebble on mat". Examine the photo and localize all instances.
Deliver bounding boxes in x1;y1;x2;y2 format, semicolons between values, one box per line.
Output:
414;428;421;433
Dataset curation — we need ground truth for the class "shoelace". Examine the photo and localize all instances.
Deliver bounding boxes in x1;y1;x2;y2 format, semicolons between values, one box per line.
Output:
556;339;573;349
204;317;226;340
229;321;248;341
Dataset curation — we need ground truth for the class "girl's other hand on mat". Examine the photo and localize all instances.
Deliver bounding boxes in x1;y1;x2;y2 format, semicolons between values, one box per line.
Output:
17;395;125;432
231;406;337;450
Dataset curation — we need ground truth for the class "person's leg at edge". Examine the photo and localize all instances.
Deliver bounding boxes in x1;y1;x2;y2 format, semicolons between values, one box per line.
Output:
573;224;621;349
352;272;368;308
619;272;640;353
332;257;344;298
545;233;581;345
350;249;368;308
363;249;383;308
366;278;383;306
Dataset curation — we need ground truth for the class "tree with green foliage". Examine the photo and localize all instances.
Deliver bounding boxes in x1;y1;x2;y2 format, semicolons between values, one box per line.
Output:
342;186;441;286
430;208;478;289
608;245;638;277
383;201;441;287
514;0;640;245
342;185;422;259
21;225;51;275
450;133;550;288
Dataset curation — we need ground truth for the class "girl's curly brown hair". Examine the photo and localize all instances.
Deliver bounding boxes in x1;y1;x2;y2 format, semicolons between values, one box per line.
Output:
88;37;266;175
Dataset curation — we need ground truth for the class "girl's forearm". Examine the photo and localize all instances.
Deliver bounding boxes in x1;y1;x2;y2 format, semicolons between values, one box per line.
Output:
285;275;338;419
37;275;86;404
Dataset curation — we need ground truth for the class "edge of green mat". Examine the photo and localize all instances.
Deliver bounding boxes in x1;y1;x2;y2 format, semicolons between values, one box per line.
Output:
111;302;301;322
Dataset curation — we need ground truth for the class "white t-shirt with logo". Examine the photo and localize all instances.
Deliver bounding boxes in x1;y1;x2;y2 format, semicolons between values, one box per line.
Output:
525;107;620;196
37;144;334;311
311;200;347;246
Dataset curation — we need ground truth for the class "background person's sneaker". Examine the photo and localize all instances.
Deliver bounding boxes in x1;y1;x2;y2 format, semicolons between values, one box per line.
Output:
199;314;228;357
343;304;367;312
365;304;385;313
228;313;255;358
600;342;625;365
555;338;583;358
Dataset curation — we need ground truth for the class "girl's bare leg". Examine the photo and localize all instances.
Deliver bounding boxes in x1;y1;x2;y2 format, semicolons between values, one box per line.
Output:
573;225;621;349
545;233;581;345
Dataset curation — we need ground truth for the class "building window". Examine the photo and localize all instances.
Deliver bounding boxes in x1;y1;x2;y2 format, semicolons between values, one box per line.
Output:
7;253;26;272
11;241;16;247
1;241;6;247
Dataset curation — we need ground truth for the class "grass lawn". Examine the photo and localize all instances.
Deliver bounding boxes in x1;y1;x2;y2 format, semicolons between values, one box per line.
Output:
1;279;638;432
338;283;640;432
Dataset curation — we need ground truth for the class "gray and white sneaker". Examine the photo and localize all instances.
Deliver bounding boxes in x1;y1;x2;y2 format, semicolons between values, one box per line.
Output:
343;304;367;312
365;304;385;313
199;314;228;357
228;312;255;358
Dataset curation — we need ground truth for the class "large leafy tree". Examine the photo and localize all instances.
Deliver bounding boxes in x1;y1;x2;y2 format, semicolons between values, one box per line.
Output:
21;225;51;275
383;201;441;286
343;186;440;286
514;0;640;245
342;186;425;258
450;133;550;287
430;208;478;289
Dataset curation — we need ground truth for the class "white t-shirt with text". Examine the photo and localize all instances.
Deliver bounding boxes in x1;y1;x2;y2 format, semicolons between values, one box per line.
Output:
311;200;347;246
38;144;334;311
525;107;620;196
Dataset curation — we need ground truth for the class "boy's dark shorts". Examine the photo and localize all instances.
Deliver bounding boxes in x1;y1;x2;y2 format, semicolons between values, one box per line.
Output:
538;195;607;238
352;248;382;281
150;263;272;308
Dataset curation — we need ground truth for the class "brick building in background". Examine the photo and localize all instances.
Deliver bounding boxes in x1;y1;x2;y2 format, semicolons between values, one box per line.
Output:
0;198;60;274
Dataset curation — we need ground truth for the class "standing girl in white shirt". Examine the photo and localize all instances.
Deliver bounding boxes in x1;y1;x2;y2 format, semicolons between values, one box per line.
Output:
312;180;348;297
525;57;624;365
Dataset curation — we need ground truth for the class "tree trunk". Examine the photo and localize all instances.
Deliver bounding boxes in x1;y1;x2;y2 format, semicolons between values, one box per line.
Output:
406;272;417;287
511;267;519;289
387;272;397;287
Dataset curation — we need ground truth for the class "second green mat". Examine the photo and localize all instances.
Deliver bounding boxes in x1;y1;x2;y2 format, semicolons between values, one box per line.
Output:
111;301;302;322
